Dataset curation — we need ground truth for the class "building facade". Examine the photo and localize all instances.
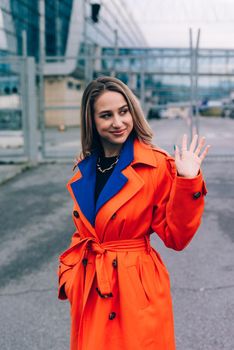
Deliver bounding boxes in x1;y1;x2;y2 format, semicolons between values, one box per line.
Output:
0;0;147;126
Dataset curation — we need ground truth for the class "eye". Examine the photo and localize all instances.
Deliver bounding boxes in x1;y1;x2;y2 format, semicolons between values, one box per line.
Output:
100;113;112;119
120;108;129;115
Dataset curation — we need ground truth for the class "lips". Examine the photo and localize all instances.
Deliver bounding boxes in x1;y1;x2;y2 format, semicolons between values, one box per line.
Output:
111;129;126;136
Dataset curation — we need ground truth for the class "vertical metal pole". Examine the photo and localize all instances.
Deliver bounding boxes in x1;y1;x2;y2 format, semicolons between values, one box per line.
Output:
189;28;194;142
26;57;38;164
110;28;118;77
55;0;61;56
93;44;101;72
112;28;119;77
39;0;46;158
194;29;200;136
85;46;91;84
83;0;89;86
114;28;118;57
89;44;94;82
22;30;27;57
140;57;145;114
21;31;28;158
21;57;28;158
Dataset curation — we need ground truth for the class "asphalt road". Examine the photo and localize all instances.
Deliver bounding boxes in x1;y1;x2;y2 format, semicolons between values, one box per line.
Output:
0;133;234;349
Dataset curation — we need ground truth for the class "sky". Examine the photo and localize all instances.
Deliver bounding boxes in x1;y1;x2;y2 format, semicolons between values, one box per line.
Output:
127;0;234;49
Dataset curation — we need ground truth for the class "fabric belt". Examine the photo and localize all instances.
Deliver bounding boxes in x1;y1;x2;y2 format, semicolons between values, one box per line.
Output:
60;235;151;297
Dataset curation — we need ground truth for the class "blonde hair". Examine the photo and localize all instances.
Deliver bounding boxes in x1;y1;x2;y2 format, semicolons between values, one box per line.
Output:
79;76;154;159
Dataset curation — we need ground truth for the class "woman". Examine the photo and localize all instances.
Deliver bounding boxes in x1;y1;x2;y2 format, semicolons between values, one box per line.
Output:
57;76;210;350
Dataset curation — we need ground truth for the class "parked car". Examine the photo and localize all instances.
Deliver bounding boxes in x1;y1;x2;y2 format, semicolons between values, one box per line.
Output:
147;107;163;120
147;105;189;120
221;103;234;118
160;106;189;119
199;100;223;117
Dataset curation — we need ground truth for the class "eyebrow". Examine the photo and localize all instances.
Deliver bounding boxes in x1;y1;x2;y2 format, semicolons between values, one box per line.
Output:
98;104;128;115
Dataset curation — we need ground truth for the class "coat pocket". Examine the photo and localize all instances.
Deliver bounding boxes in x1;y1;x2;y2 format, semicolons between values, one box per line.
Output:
127;265;149;309
64;261;82;303
64;280;72;301
151;248;169;275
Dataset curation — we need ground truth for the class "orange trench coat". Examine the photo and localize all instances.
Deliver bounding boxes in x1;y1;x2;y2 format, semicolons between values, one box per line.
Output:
57;136;207;350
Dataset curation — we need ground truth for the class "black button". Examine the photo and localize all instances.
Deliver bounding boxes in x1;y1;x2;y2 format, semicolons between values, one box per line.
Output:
111;213;117;219
73;210;79;218
109;312;116;320
193;191;201;199
112;259;117;268
82;258;88;266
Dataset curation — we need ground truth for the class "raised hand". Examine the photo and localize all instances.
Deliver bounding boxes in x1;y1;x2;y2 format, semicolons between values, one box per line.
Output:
174;134;211;178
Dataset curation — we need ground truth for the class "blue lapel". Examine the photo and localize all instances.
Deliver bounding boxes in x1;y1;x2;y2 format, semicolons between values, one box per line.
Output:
95;135;134;216
70;135;134;227
70;152;98;226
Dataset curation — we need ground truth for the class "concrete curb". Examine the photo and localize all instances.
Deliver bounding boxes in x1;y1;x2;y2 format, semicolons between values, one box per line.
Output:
0;163;33;185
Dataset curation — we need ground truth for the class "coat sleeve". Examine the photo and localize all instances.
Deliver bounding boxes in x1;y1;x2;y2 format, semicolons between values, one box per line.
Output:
57;220;81;300
151;152;208;251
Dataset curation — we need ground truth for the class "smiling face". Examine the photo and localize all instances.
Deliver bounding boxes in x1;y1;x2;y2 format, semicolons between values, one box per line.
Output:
94;90;134;156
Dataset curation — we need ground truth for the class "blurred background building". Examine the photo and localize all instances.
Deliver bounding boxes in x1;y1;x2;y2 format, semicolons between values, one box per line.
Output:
0;0;146;128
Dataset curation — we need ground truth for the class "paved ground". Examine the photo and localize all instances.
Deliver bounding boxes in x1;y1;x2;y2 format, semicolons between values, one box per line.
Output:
0;118;234;349
0;164;72;350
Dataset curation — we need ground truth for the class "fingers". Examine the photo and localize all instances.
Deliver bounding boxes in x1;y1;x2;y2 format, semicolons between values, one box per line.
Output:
194;136;211;161
194;135;206;156
182;134;188;151
179;133;211;162
189;134;198;152
188;134;209;157
199;145;211;162
174;144;180;161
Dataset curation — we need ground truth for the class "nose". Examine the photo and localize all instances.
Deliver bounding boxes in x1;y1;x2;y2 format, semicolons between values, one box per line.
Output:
112;114;122;128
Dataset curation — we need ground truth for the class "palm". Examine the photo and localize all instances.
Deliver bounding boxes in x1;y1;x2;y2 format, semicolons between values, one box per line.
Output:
174;134;210;178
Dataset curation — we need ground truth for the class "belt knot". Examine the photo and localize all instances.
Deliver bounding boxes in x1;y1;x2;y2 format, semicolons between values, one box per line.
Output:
90;241;106;255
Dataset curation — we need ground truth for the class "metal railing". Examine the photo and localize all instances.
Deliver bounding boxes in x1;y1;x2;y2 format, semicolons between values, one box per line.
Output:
0;56;37;164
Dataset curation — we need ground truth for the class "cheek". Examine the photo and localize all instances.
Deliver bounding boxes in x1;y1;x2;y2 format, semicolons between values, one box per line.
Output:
94;116;102;130
94;118;109;133
127;115;134;129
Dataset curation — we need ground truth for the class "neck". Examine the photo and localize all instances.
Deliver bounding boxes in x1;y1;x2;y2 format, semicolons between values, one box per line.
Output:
102;143;122;157
104;150;120;157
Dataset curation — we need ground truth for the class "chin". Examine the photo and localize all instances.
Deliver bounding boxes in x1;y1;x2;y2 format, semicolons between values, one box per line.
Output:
110;135;129;144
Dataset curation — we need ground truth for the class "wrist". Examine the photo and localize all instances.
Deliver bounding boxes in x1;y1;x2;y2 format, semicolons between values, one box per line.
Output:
177;170;200;178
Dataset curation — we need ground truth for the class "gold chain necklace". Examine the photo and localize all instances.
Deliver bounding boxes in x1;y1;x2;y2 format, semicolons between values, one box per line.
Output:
97;155;119;173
